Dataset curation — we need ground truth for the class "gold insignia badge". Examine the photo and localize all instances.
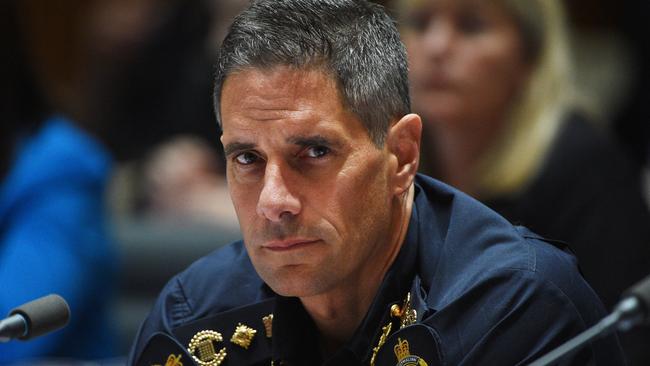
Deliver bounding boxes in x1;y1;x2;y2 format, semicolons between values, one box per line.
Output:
165;354;183;366
262;314;273;338
230;323;257;349
394;338;428;366
151;354;183;366
391;292;417;329
188;330;227;366
370;322;393;366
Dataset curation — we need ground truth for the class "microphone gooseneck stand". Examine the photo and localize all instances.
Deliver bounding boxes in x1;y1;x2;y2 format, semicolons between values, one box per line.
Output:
530;274;650;366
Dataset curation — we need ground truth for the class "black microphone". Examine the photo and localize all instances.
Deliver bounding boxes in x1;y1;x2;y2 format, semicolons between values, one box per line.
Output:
530;273;650;366
0;294;70;342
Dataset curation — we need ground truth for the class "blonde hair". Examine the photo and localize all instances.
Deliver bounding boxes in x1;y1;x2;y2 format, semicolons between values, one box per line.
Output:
473;0;577;197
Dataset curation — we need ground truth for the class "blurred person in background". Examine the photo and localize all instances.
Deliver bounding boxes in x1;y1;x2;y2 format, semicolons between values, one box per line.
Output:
137;0;248;226
143;136;238;227
1;0;233;360
397;0;650;363
0;0;117;361
80;0;249;354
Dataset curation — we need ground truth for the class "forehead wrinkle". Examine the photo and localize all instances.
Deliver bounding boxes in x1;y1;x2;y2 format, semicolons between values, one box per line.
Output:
238;102;318;123
230;66;341;113
222;66;358;142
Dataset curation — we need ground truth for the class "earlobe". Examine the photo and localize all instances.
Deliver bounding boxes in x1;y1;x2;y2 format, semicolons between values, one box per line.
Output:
387;113;422;195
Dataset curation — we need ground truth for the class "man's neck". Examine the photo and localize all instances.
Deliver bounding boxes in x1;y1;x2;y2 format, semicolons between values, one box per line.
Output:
299;184;415;355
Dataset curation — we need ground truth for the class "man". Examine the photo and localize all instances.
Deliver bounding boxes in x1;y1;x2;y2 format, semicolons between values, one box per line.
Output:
129;1;625;365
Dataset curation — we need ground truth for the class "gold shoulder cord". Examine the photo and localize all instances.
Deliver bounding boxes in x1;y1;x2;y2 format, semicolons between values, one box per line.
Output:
370;292;417;366
370;322;393;366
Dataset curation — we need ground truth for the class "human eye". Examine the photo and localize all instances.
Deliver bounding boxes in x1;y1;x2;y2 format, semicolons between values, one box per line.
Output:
304;145;331;159
234;151;260;165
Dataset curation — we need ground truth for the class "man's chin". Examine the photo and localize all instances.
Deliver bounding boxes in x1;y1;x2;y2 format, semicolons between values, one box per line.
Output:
262;269;331;298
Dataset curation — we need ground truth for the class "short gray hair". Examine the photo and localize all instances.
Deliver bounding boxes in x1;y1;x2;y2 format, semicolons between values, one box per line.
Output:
214;0;410;146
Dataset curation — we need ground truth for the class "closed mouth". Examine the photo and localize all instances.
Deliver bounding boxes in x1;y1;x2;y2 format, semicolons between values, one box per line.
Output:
263;239;321;252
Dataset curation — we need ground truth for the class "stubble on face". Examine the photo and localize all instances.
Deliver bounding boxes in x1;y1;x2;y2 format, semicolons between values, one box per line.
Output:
220;66;397;299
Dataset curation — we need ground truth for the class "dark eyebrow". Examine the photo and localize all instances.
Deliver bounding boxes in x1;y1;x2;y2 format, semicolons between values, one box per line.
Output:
287;135;341;149
224;142;256;157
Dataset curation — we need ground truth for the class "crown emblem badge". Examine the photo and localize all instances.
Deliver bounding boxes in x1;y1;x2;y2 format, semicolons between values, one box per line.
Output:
393;338;428;366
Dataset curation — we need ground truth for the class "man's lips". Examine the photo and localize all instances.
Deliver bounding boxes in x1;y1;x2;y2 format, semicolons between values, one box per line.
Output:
262;238;321;252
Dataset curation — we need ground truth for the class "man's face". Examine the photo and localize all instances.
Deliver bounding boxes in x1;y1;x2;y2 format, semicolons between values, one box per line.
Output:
220;66;397;298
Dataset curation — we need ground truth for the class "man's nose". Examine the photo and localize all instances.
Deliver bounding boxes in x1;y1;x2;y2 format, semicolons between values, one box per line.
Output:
256;162;301;222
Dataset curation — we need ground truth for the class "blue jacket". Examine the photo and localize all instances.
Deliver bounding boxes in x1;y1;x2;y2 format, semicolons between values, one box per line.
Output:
129;174;624;365
0;117;117;362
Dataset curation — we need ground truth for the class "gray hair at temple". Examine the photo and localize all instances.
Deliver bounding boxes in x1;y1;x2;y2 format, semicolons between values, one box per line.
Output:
213;0;410;147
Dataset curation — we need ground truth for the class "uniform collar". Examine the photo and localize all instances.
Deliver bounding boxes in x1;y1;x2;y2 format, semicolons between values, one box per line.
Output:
271;184;422;365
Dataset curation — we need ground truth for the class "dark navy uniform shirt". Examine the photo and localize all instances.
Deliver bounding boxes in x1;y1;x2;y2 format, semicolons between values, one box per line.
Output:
128;174;625;365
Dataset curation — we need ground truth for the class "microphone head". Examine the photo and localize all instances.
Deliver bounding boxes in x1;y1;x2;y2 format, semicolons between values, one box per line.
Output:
623;273;650;324
9;294;70;340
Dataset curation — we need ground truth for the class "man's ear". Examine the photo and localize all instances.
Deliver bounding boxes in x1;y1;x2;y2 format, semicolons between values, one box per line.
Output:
387;113;422;195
